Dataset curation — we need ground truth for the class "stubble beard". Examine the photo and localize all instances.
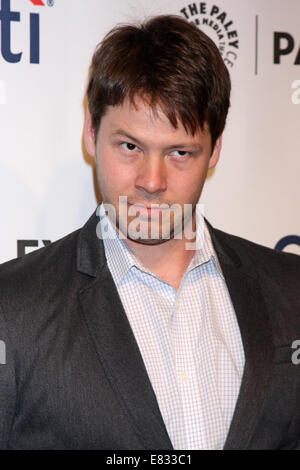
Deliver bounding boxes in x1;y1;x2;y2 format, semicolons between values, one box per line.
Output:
114;199;197;246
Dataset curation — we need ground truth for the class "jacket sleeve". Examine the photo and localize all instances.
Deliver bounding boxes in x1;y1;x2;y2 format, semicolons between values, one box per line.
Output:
0;304;16;449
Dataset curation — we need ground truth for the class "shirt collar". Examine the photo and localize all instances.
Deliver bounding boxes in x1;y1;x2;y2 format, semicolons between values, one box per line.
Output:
99;202;224;285
98;203;141;285
186;205;224;277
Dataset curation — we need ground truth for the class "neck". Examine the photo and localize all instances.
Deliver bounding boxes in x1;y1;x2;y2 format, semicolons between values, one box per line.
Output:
122;215;197;290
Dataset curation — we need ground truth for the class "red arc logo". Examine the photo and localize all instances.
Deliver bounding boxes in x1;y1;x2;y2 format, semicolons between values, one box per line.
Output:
30;0;45;5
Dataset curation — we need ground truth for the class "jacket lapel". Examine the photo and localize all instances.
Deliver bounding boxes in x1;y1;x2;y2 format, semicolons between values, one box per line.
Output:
76;211;173;450
208;224;275;449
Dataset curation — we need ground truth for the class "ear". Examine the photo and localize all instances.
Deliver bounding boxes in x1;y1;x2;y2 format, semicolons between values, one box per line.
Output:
208;134;222;170
84;108;96;157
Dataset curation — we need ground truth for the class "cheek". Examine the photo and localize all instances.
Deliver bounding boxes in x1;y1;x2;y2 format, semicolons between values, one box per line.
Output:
191;158;211;188
96;147;134;194
170;163;209;201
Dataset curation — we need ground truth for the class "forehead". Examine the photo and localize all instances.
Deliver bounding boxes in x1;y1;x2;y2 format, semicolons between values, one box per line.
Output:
99;95;210;144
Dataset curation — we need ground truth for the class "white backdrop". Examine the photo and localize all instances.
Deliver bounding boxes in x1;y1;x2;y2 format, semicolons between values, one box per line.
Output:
0;0;299;262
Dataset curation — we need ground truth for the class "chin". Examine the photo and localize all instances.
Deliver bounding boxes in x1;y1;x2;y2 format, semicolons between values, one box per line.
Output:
127;236;172;246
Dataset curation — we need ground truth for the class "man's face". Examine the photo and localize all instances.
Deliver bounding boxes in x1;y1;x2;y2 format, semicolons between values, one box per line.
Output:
84;95;221;245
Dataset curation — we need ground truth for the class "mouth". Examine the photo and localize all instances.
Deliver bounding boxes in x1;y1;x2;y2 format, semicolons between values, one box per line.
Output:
127;202;168;217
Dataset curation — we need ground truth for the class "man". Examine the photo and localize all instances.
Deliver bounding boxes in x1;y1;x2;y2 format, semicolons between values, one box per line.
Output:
0;15;300;450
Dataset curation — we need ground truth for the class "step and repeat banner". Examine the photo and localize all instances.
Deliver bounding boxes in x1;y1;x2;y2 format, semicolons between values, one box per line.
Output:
0;0;299;262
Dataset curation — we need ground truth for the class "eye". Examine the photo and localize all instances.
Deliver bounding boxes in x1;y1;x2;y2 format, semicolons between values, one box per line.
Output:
121;142;139;152
169;150;191;158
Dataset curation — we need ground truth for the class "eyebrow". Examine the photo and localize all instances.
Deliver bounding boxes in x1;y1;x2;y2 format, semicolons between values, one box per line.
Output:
110;129;203;151
111;129;144;147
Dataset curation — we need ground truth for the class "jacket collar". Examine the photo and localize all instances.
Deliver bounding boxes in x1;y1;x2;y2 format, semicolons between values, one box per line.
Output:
76;207;106;277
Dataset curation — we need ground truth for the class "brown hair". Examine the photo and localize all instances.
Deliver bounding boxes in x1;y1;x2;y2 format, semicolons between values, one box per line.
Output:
87;15;231;151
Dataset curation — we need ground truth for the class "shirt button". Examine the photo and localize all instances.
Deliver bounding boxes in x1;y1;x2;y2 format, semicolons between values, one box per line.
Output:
180;373;188;382
175;299;180;309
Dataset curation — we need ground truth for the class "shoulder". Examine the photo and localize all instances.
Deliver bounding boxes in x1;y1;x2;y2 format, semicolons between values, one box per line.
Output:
0;228;86;373
214;226;299;263
0;228;81;302
210;225;300;288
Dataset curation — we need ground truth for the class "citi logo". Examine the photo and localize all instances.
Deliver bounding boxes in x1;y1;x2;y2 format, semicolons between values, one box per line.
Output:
0;0;53;64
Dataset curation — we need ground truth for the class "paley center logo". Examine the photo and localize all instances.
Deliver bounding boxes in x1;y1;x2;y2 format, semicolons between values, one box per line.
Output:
179;2;239;68
274;32;300;65
0;0;54;64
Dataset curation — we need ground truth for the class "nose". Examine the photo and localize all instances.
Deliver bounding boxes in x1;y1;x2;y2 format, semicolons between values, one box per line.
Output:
135;153;167;196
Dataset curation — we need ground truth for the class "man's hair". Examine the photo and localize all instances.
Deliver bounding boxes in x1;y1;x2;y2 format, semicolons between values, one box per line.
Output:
87;15;231;151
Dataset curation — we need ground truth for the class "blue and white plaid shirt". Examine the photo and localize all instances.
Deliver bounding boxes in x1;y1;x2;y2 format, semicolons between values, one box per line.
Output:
99;203;245;450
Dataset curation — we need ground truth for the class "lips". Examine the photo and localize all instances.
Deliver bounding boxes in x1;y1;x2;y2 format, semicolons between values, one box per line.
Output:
127;203;167;216
127;203;167;209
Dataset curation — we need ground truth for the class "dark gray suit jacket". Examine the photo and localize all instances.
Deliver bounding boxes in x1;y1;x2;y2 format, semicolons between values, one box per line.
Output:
0;210;300;450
